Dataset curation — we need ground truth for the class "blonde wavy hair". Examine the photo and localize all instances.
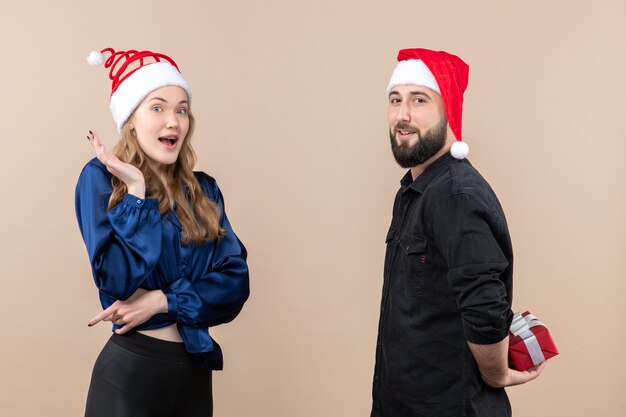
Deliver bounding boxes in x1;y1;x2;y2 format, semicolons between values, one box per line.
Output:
108;112;224;244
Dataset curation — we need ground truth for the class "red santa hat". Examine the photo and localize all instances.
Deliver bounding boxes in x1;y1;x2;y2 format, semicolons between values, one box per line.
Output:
387;48;470;159
87;48;192;133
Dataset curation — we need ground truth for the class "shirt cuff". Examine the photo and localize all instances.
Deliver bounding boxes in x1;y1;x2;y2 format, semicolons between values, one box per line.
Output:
463;316;510;345
165;291;179;320
122;193;158;209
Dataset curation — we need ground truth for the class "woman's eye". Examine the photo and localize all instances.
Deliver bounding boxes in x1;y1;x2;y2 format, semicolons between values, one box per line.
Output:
390;98;401;104
152;106;163;112
177;108;188;115
414;98;424;104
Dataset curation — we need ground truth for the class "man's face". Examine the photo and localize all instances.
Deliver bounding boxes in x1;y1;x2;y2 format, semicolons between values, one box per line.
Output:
388;84;448;168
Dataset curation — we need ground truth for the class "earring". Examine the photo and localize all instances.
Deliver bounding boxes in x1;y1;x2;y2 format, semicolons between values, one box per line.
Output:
129;124;134;130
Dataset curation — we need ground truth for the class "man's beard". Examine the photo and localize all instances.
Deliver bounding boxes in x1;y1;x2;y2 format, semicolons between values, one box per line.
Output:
389;117;448;168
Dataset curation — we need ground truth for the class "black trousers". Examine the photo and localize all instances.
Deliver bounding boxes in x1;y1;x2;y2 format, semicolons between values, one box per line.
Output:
84;332;213;417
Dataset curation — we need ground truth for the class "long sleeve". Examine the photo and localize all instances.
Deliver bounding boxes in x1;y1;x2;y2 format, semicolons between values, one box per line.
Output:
75;159;163;301
431;191;513;345
163;174;250;328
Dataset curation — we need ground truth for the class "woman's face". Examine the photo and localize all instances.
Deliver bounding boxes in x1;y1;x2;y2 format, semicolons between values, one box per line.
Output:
129;86;190;171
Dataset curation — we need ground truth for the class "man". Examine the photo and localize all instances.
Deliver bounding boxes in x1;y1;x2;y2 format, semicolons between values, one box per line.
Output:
371;48;545;417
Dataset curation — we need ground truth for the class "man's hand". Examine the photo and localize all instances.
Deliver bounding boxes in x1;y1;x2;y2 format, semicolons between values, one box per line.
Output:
468;339;546;388
88;288;168;335
497;362;546;387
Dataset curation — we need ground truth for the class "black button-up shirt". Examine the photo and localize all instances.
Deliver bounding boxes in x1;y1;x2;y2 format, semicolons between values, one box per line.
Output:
372;153;514;417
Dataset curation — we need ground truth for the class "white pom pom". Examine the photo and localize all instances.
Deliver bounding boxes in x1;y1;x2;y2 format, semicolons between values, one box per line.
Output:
87;50;104;66
450;141;469;159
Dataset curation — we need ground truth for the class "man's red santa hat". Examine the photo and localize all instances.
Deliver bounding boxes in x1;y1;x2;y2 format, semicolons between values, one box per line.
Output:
87;48;192;133
387;48;470;159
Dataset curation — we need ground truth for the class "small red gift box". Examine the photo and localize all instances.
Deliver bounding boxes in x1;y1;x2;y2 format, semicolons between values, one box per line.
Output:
508;311;559;371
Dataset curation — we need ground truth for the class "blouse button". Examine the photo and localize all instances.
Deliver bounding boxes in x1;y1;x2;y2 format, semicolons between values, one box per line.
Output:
136;199;142;205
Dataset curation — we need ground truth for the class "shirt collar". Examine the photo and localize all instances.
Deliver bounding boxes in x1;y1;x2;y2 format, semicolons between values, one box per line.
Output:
400;152;457;195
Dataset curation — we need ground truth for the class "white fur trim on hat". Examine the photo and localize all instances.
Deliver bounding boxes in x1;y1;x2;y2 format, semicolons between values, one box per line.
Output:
109;62;192;132
386;59;440;95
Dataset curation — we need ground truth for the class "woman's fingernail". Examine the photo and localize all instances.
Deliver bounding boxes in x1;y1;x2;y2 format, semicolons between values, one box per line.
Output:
87;322;93;327
89;130;93;134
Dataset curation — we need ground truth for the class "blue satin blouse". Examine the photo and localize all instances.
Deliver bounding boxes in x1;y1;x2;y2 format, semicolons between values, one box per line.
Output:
75;158;249;369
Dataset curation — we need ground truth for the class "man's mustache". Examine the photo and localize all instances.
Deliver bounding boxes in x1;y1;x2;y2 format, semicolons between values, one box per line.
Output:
394;122;420;135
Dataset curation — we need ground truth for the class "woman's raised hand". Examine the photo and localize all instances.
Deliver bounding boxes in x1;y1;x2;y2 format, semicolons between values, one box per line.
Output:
87;130;146;198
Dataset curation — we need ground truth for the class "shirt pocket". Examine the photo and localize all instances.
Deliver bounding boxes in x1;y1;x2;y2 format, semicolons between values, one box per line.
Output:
383;227;397;277
399;232;427;296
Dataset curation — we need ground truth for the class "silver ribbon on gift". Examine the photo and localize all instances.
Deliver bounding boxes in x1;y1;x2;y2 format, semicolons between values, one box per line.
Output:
510;312;546;366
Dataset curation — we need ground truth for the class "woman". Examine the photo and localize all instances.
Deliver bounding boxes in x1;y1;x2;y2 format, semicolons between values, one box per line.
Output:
76;48;249;417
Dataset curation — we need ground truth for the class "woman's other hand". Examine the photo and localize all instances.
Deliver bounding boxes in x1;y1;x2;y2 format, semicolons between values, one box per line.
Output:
87;130;146;198
88;288;168;335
